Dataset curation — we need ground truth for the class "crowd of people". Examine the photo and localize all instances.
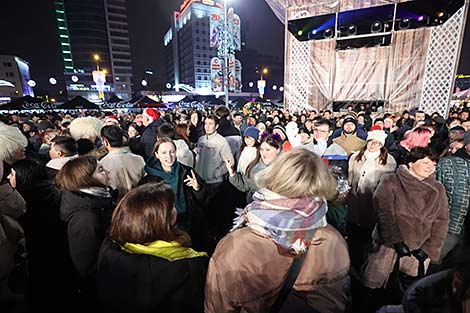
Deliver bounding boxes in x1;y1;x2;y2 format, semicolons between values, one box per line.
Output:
0;101;470;313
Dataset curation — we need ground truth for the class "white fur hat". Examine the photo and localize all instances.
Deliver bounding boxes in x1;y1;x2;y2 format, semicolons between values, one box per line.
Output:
366;129;388;146
0;124;28;162
69;117;104;140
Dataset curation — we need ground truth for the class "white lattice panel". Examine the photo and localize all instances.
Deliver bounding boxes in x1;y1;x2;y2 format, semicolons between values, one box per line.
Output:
420;5;467;117
286;35;311;112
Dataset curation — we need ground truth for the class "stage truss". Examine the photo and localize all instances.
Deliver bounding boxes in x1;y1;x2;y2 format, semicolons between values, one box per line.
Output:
270;0;469;116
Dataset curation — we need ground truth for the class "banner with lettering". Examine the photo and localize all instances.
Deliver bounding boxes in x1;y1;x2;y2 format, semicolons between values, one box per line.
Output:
228;55;236;92
233;14;241;51
235;59;242;93
210;13;223;49
210;57;223;92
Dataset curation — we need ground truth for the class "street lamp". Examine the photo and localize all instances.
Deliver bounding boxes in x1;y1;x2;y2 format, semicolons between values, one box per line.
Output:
93;54;100;71
224;0;229;108
256;67;268;98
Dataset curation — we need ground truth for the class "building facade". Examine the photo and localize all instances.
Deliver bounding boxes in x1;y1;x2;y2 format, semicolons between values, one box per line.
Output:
55;0;133;101
164;0;224;93
0;55;34;102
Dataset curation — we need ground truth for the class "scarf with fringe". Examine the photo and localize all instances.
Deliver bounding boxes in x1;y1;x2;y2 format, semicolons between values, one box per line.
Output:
232;188;328;254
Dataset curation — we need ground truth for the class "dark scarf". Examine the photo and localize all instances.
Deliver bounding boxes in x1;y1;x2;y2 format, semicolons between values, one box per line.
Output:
145;159;187;214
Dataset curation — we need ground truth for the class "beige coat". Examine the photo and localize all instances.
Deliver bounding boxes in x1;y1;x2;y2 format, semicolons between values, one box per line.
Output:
204;225;350;313
347;152;397;227
100;147;145;198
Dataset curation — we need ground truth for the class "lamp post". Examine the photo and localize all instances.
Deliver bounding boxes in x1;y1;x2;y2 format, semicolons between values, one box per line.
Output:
224;0;229;108
92;54;106;100
94;54;100;71
257;67;268;98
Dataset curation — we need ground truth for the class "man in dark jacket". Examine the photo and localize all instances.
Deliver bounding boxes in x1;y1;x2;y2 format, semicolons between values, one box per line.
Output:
140;108;163;160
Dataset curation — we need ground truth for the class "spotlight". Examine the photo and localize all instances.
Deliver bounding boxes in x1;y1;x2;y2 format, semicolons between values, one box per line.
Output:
418;16;425;22
324;28;334;39
399;18;410;29
437;11;445;18
311;29;318;35
297;30;303;36
347;25;357;36
371;21;383;33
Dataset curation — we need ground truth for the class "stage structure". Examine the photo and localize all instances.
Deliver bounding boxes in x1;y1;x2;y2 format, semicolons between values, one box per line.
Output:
265;0;469;116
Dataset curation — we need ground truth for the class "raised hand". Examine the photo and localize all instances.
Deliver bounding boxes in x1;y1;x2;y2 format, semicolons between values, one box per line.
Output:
184;169;200;191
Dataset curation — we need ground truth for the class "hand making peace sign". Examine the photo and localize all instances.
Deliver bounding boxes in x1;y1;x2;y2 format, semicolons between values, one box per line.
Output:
184;169;200;191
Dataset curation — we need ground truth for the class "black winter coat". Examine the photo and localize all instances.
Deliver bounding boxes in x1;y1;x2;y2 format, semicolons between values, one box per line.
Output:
97;238;208;313
402;270;462;313
60;190;115;282
17;179;74;310
145;159;209;251
141;119;164;161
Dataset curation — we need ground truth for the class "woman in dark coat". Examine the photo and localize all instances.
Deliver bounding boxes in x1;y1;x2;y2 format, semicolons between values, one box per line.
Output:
8;159;72;312
188;111;205;145
97;182;208;313
143;137;208;251
56;156;116;308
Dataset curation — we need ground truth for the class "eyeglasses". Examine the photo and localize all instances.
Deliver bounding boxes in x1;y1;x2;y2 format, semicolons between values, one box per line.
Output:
367;140;382;146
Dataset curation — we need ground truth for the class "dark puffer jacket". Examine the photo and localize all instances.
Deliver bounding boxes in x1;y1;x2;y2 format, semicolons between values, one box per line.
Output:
97;238;208;313
60;190;115;281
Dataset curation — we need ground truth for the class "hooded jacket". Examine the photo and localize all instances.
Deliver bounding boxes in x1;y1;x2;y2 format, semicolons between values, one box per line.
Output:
373;166;449;260
60;190;115;280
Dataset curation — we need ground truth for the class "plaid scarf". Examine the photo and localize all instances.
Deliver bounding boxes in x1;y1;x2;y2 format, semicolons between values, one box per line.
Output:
232;188;328;254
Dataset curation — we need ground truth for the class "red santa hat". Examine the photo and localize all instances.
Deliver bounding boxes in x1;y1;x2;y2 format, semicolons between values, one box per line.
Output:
369;125;383;131
104;115;119;125
143;108;159;122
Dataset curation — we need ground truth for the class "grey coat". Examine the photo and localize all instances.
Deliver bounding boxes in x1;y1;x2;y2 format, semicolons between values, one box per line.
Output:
229;159;267;203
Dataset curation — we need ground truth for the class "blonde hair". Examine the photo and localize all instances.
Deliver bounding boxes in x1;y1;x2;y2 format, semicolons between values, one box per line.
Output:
256;148;337;200
69;117;103;141
0;124;28;162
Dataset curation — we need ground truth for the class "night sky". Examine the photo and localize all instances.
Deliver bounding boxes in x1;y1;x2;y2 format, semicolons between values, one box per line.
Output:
0;0;469;95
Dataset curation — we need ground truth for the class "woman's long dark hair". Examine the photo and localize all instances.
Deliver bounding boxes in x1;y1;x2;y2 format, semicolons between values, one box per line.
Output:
11;158;48;192
109;182;191;247
354;143;389;166
245;132;282;178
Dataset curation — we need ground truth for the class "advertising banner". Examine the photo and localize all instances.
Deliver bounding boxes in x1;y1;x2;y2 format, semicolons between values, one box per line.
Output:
210;13;223;49
235;59;242;93
233;14;241;51
228;55;236;92
210;57;223;92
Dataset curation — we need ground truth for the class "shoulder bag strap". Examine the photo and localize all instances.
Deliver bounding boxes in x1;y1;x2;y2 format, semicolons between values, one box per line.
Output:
270;252;307;313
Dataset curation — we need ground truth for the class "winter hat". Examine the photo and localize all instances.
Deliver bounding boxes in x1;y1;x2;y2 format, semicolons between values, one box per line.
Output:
464;131;470;146
366;129;388;146
104;115;119;125
143;108;159;122
38;120;56;132
342;117;357;128
0;124;28;162
243;126;260;141
69;117;104;141
273;125;287;139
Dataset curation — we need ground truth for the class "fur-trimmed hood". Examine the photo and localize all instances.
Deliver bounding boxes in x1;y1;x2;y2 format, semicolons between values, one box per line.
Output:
0;124;28;162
